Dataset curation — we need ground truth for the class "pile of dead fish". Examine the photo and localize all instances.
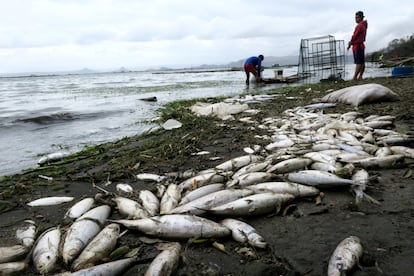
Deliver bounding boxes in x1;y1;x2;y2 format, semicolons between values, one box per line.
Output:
1;99;414;275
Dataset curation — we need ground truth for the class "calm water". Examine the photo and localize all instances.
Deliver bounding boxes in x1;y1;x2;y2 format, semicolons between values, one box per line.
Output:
0;64;390;176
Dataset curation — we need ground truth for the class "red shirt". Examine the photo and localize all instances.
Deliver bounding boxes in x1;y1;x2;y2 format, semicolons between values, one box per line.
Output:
350;20;367;50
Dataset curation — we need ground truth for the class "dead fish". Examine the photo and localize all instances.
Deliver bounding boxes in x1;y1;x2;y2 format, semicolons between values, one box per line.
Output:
215;154;263;171
303;152;336;164
113;196;149;219
178;172;227;192
310;162;343;174
0;245;28;263
144;242;181;276
71;223;120;271
160;184;181;215
32;227;61;274
232;160;271;179
110;214;231;239
351;169;369;205
15;220;37;248
227;172;276;188
170;189;253;215
265;138;295;151
62;205;111;264
64;197;95;219
27;196;74;207
363;120;393;129
179;183;224;206
266;157;313;174
287;170;354;188
220;218;267;248
136;173;166;182
209;192;294;217
351;154;405;169
116;183;134;194
57;256;143;276
327;236;363;276
139;190;160;217
390;146;414;159
374;146;393;157
246;181;320;198
0;261;28;275
37;151;71;165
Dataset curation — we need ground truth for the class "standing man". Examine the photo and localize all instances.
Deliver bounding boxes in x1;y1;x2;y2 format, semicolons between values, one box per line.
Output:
348;11;368;80
244;55;264;85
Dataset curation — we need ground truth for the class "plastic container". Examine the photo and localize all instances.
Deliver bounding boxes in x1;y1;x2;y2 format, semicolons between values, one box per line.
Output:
391;66;413;76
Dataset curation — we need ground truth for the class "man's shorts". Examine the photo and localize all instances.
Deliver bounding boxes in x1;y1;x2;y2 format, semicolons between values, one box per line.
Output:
244;64;258;76
353;44;365;64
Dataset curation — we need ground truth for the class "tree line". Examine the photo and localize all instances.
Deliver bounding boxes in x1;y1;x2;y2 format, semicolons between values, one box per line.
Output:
367;33;414;63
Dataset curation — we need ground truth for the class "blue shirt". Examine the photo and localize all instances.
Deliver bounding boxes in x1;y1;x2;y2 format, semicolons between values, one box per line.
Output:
244;56;262;71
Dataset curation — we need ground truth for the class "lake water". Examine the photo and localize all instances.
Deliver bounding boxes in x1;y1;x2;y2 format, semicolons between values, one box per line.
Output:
0;64;391;176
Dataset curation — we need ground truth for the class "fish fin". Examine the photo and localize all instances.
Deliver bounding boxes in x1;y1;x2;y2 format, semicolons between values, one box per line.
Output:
363;192;381;205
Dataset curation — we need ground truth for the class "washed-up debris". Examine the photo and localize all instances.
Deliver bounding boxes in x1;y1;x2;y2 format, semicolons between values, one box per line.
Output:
162;119;182;130
321;83;400;106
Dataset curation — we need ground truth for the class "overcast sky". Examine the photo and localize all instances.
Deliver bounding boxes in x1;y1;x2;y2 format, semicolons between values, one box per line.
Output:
1;0;413;73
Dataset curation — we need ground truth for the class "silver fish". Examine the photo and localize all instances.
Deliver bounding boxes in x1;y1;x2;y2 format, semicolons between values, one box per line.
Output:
227;172;276;188
390;145;414;159
220;218;267;248
139;190;160;217
37;151;71;165
113;196;149;219
287;170;354;188
27;196;74;207
57;256;141;276
209;192;294;217
15;219;37;248
246;181;320;198
0;245;28;264
232;160;271;179
160;184;181;215
178;172;227;192
64;197;95;219
328;236;363;276
351;154;405;169
351;169;369;205
32;227;61;274
136;173;166;182
71;223;120;271
111;214;231;239
179;183;224;206
144;242;181;276
62;205;111;264
170;189;253;215
266;157;313;174
0;261;28;275
215;154;263;171
116;183;134;194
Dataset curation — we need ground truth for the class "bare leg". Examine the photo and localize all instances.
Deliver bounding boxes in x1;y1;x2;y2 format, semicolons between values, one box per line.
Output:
245;71;250;85
358;64;365;80
353;64;362;80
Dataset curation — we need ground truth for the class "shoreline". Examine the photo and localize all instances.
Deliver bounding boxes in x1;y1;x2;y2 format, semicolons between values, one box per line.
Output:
1;75;413;275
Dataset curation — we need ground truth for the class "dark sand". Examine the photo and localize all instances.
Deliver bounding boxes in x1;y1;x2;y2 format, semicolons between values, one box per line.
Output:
0;76;413;275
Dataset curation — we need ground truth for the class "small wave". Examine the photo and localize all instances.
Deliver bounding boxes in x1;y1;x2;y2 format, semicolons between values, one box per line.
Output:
15;113;76;124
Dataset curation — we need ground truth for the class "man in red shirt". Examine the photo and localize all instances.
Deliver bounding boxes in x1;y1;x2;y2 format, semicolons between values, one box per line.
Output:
348;11;368;80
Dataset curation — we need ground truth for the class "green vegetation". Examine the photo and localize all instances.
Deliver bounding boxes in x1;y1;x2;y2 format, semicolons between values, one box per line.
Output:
368;33;414;64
